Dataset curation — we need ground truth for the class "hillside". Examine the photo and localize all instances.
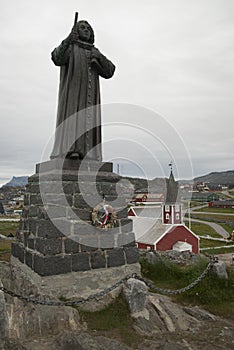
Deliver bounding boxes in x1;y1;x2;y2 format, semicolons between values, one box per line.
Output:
3;176;28;188
194;170;234;186
2;170;233;191
123;176;167;193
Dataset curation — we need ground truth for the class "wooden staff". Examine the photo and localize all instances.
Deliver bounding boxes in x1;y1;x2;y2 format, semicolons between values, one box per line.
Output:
74;12;78;26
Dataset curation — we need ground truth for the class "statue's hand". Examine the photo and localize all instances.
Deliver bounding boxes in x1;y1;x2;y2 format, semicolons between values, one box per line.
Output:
64;27;79;45
91;48;101;60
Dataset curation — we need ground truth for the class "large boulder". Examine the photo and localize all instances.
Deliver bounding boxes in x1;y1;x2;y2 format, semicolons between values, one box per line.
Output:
212;261;228;280
123;278;148;315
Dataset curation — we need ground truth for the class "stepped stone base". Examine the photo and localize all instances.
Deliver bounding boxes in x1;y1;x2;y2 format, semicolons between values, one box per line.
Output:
12;159;139;277
11;256;140;304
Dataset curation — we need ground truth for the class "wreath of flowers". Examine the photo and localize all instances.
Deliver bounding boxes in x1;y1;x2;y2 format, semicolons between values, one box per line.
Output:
92;202;117;229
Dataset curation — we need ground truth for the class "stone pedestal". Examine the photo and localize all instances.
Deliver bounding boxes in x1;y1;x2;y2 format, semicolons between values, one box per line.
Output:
12;159;139;277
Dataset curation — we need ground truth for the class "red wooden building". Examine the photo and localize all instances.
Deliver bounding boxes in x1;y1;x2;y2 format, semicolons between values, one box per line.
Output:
209;200;234;208
134;193;164;204
133;169;200;254
136;220;199;254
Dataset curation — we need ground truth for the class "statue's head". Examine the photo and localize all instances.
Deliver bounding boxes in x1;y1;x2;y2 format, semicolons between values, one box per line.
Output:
77;20;95;44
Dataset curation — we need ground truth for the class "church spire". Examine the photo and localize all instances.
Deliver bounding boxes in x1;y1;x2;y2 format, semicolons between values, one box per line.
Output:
165;162;178;204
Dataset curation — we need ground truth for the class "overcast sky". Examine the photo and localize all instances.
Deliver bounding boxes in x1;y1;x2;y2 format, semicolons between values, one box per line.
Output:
0;0;234;185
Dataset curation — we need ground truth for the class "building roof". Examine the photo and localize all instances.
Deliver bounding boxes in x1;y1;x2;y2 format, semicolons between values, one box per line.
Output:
137;220;171;245
131;206;162;218
131;217;158;241
212;200;234;206
136;221;199;246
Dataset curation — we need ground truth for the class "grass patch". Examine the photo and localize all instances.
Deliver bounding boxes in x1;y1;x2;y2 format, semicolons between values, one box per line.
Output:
140;256;234;320
199;238;230;248
185;221;221;238
182;201;205;209
201;246;234;254
0;240;12;251
190;213;234;224
0;222;17;261
140;255;209;290
0;238;13;262
0;222;19;236
219;223;233;235
193;207;234;214
0;238;15;262
78;293;142;347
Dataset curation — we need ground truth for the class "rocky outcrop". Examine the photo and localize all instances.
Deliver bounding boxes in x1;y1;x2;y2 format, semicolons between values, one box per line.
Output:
0;279;7;340
145;250;203;266
1;261;234;350
123;278;148;314
132;293;200;336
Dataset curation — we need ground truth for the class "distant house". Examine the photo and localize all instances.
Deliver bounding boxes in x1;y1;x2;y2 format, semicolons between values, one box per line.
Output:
185;192;219;202
134;193;164;204
209;200;234;208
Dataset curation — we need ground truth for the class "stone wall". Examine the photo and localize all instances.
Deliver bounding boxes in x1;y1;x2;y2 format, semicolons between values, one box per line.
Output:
12;160;139;276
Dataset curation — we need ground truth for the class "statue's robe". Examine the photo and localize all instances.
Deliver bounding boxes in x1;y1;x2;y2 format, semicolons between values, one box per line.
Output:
50;40;115;160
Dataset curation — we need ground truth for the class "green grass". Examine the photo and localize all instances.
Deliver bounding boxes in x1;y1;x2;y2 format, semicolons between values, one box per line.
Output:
199;238;231;248
182;201;204;208
0;240;12;251
0;240;13;262
185;221;222;238
78;293;142;347
201;246;234;254
190;213;234;224
0;222;18;262
194;207;234;214
140;255;209;290
0;222;19;236
140;256;234;320
219;223;234;235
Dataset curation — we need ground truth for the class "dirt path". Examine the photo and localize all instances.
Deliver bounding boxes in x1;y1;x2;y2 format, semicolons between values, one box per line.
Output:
186;218;230;239
217;253;234;266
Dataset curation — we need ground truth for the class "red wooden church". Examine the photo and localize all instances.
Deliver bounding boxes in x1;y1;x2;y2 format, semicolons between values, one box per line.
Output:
134;169;199;254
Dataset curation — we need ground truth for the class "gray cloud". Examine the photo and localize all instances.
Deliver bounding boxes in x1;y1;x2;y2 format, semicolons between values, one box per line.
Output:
0;0;234;185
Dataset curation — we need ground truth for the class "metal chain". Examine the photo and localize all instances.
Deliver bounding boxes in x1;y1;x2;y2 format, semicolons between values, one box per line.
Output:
132;260;214;295
0;275;131;307
0;259;216;305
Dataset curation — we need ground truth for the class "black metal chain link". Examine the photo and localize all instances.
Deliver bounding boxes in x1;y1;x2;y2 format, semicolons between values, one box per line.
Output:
133;260;214;295
0;274;130;307
0;259;216;306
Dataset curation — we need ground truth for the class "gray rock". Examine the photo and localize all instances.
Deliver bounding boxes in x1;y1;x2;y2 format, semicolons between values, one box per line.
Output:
123;278;148;314
183;306;216;321
145;250;204;266
145;251;162;265
212;261;228;279
0;339;27;350
163;343;185;350
0;279;6;340
55;332;131;350
134;293;199;336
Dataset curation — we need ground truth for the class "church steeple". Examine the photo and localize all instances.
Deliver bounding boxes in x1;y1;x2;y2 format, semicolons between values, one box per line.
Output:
163;163;182;224
165;163;178;204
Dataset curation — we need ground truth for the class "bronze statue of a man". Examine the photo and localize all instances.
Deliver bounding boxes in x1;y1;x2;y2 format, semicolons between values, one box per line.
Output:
50;20;115;160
